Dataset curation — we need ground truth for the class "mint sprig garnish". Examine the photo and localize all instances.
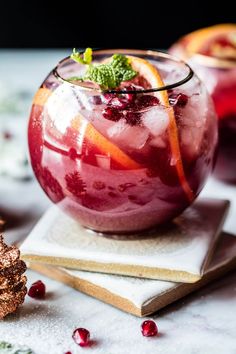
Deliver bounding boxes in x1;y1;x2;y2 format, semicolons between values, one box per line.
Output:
0;341;34;354
70;48;137;90
71;47;93;65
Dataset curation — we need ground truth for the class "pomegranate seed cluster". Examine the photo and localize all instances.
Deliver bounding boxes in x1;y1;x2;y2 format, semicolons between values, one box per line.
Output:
90;86;188;127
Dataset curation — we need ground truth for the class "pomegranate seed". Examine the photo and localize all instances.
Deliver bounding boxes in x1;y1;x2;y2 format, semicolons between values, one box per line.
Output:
169;93;188;107
123;84;136;91
64;352;72;354
103;93;115;103
72;328;90;347
109;97;129;109
89;95;102;105
141;320;158;337
136;95;159;109
125;112;141;126
28;280;46;299
102;107;122;121
177;93;188;106
123;85;136;102
126;93;135;102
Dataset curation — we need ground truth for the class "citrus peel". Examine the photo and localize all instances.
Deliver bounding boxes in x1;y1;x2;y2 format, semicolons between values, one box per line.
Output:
128;55;194;202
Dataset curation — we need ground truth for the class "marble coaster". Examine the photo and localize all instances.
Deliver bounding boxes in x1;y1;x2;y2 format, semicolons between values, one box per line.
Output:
21;198;229;282
30;232;236;317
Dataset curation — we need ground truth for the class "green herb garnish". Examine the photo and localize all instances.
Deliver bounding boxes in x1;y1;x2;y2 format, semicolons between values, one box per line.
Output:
71;47;93;65
0;341;34;354
70;48;137;90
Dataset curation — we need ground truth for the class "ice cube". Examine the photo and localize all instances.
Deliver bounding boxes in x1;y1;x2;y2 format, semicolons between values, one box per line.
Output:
163;67;185;86
107;119;149;150
150;136;167;148
142;106;169;136
180;94;207;159
45;83;81;134
181;128;192;146
95;154;111;170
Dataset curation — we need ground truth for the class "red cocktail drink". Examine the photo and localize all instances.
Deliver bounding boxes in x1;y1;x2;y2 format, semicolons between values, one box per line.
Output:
28;50;217;233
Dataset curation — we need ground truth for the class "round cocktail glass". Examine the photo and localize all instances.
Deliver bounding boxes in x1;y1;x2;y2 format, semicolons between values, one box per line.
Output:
28;50;217;233
170;25;236;183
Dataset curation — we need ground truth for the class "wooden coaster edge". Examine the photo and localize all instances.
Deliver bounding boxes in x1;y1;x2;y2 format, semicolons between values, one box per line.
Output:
29;263;142;317
142;256;236;316
23;254;200;283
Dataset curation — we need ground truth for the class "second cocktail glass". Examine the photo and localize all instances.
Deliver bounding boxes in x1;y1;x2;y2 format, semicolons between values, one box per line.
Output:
170;24;236;183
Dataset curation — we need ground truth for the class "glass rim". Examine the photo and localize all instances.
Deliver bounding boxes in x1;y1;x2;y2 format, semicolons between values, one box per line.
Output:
52;49;194;94
187;52;236;69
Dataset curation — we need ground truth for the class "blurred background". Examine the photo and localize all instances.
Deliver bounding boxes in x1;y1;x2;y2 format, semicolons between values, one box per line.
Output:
0;0;235;49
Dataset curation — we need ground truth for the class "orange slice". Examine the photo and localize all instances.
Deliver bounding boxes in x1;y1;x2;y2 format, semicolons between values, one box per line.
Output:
184;24;236;54
71;115;141;169
33;87;141;170
128;56;194;202
33;87;52;106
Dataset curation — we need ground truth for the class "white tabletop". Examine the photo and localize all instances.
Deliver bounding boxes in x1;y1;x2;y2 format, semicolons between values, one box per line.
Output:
0;50;236;354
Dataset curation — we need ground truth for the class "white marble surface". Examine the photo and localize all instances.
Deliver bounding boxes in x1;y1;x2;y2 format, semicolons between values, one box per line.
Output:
0;50;236;354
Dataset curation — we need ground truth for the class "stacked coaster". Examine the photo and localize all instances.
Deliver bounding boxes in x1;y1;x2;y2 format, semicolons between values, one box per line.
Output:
21;198;236;316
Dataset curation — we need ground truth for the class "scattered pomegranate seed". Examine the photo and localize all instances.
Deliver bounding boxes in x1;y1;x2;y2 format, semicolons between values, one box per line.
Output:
28;280;46;299
72;328;90;347
64;352;72;354
141;320;158;337
125;112;141;126
169;93;188;107
102;107;122;121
